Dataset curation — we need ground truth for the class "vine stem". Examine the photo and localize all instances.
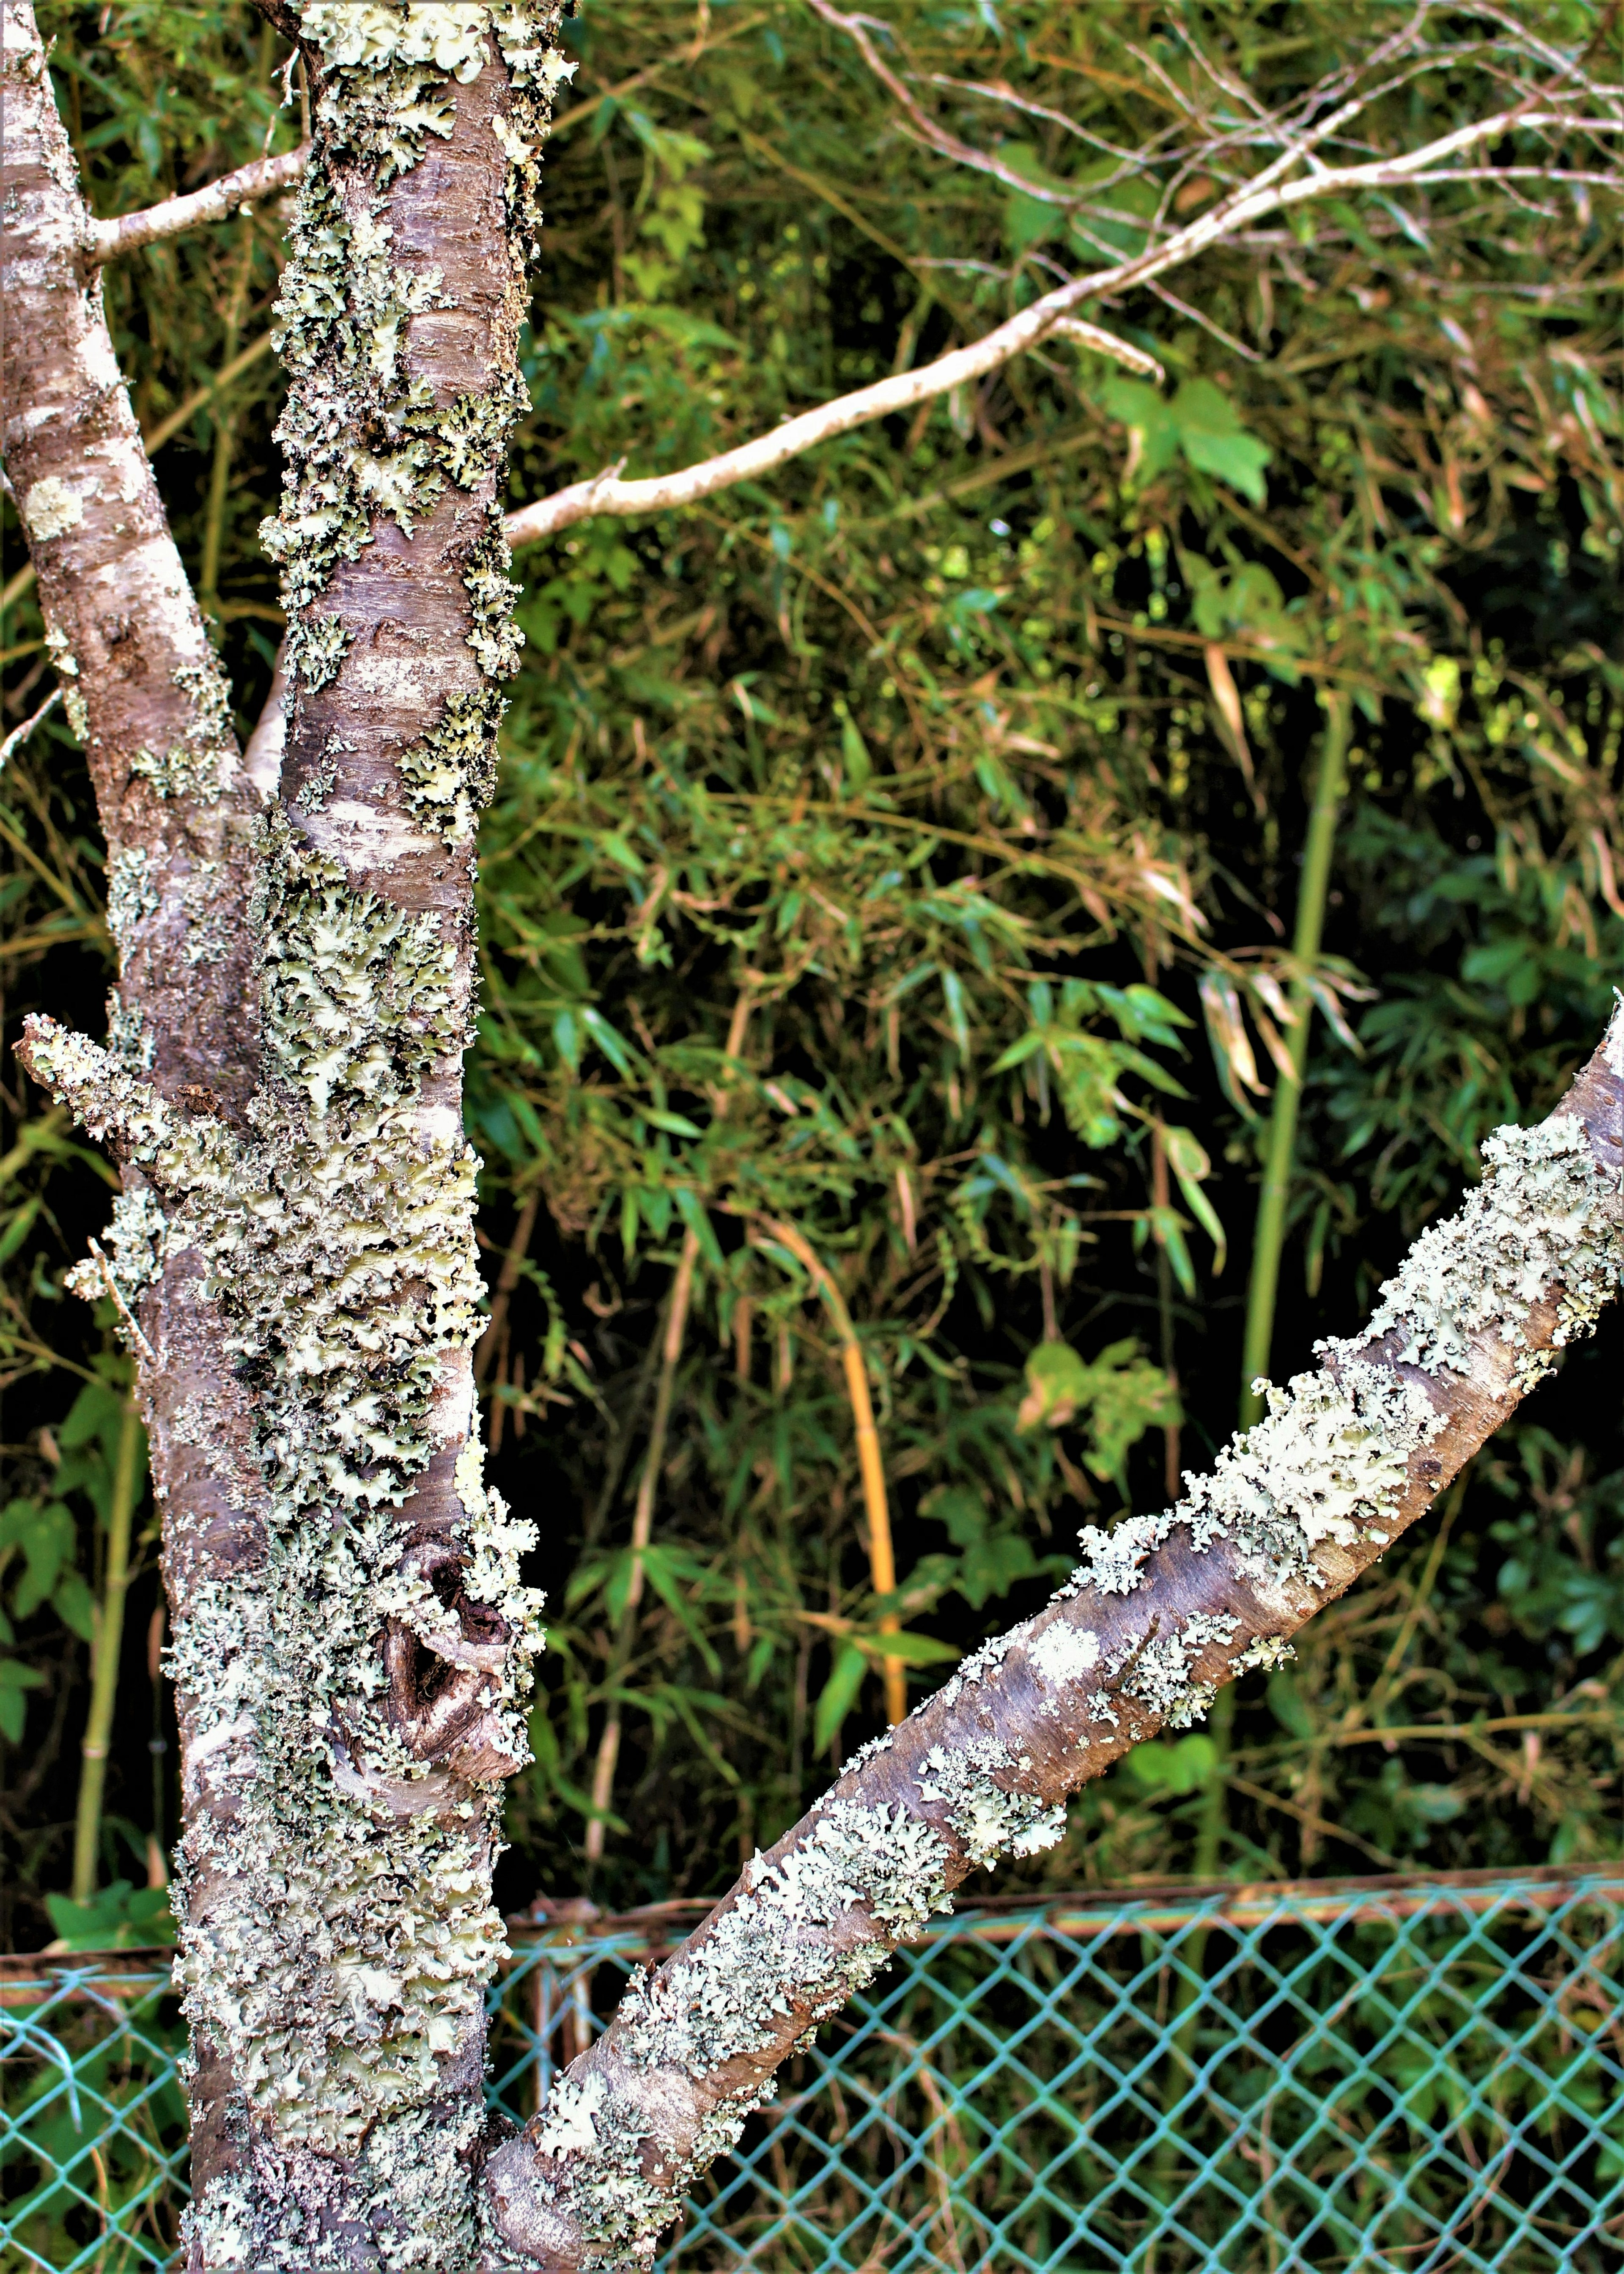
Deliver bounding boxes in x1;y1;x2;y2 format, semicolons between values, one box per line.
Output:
71;1398;142;1902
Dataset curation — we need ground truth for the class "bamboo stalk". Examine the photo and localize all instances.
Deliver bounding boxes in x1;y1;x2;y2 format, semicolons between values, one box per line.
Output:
754;1215;906;1726
1237;692;1353;1427
1194;697;1350;1887
584;1230;699;1864
71;1400;143;1903
198;220;256;621
1149;1121;1182;1503
1149;697;1356;2187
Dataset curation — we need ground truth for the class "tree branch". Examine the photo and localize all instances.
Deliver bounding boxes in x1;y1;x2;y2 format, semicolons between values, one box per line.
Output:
480;1008;1623;2269
503;100;1618;552
1;0;265;1110
85;144;309;264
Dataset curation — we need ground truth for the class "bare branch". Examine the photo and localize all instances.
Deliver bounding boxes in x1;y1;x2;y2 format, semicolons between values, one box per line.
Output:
84;143;309;264
805;0;1089;207
481;1011;1624;2271
505;102;1619;552
0;685;60;769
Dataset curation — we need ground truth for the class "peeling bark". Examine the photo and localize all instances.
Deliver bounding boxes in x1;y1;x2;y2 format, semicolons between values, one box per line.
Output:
479;1013;1623;2272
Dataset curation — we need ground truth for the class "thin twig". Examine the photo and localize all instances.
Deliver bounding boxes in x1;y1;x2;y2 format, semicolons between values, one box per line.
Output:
85;144;309;264
504;102;1617;552
88;1241;156;1366
0;687;61;770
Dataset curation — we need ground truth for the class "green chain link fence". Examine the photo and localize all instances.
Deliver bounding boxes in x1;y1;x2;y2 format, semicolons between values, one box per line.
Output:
5;1867;1624;2271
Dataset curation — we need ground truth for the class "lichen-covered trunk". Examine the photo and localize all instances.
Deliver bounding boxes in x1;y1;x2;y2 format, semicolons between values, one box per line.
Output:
479;1016;1624;2271
16;3;573;2266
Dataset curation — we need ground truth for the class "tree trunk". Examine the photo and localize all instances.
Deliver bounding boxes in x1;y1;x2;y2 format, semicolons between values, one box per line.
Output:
10;3;573;2263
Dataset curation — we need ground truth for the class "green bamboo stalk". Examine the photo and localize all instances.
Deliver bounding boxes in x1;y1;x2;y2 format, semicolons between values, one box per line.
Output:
1195;693;1350;1880
71;1399;143;1902
1238;691;1353;1428
198;217;256;622
1148;699;1355;2201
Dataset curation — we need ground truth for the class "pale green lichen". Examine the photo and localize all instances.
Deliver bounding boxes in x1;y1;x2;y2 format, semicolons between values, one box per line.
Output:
180;860;232;967
1026;1619;1100;1692
617;1798;951;2088
26;972;540;2188
126;655;236;802
65;1181;168;1314
27;5;574;2258
105;990;154;1072
1107;1608;1239;1729
1064;1355;1444;1612
396;687;502;842
914;1735;1067;1868
263;808;463;1115
525;1796;951;2265
301;0;493;83
290;609;353;694
22;474;83;541
106;846;160;962
1335;1114;1623;1390
45;623;91;741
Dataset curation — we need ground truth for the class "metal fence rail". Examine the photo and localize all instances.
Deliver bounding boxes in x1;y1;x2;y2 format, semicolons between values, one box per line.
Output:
5;1868;1624;2271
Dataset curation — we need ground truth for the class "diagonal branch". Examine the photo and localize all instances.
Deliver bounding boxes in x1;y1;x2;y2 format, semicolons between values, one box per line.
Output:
502;99;1619;552
85;143;309;264
479;1009;1623;2270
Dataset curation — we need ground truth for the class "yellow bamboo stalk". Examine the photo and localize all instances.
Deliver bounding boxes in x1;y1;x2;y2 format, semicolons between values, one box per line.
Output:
754;1215;905;1726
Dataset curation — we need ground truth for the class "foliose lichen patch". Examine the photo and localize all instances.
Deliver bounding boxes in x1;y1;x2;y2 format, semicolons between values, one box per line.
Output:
518;1798;953;2266
915;1735;1067;1868
1331;1114;1623;1390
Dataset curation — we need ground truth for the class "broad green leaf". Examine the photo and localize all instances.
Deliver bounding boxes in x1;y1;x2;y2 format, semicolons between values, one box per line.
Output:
813;1639;868;1755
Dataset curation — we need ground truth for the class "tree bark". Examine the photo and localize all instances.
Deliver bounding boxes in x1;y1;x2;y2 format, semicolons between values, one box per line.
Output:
479;1012;1623;2271
3;13;286;2244
14;3;574;2265
2;0;263;1103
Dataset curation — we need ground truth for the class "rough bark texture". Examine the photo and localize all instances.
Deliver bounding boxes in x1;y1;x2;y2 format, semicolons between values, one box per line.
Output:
16;3;575;2266
479;1011;1624;2272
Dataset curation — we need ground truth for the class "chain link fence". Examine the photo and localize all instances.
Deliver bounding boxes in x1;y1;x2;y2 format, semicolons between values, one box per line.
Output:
5;1868;1623;2271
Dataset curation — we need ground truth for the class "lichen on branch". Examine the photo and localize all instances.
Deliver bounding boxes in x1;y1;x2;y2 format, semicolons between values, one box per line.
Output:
481;1013;1622;2272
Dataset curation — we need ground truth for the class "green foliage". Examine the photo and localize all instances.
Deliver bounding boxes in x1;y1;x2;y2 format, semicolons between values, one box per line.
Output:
1015;1339;1179;1488
44;1879;175;1952
1104;377;1274;506
1;0;1620;1936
